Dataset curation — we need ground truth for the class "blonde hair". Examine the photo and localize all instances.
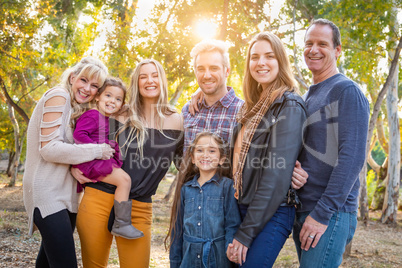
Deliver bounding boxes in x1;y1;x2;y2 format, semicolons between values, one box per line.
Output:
190;39;230;71
62;57;108;127
119;59;176;155
243;32;298;110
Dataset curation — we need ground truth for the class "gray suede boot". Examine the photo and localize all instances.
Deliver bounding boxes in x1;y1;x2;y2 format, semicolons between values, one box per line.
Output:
111;200;144;239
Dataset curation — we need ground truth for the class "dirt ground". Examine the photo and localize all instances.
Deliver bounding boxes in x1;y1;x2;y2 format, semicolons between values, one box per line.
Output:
0;174;401;268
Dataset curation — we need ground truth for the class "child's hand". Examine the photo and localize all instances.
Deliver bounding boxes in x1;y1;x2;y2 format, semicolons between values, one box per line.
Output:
226;243;238;263
229;239;248;265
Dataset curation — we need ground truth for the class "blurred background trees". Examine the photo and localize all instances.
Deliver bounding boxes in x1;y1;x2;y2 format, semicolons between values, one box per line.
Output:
1;0;401;224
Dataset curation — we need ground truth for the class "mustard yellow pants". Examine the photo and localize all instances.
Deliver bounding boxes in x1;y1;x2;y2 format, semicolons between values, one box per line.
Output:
77;187;152;268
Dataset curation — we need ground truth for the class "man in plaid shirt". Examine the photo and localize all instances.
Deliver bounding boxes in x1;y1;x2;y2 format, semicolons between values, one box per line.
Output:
182;39;244;150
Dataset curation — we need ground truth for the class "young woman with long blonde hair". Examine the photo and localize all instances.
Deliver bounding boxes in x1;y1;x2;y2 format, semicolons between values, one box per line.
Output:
73;59;184;268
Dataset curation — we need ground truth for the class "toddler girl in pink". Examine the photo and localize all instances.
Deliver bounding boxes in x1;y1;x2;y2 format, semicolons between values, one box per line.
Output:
73;77;142;240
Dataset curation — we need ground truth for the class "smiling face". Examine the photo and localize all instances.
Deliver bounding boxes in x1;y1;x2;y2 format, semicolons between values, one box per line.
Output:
304;24;341;84
191;136;224;174
138;63;161;102
249;40;279;89
95;86;125;117
70;75;100;104
194;51;229;100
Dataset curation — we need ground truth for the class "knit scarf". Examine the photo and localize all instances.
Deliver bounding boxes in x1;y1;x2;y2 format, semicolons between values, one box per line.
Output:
233;81;287;198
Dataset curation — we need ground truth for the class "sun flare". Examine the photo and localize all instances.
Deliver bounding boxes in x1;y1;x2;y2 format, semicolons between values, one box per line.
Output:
194;19;218;40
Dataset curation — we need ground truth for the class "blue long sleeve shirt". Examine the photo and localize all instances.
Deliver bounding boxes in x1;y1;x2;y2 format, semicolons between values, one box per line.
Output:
298;73;369;225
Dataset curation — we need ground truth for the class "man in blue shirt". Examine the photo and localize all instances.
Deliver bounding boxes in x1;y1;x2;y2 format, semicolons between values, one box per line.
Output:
293;19;370;267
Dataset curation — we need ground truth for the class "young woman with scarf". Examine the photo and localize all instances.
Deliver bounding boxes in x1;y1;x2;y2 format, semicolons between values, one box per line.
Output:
227;32;307;267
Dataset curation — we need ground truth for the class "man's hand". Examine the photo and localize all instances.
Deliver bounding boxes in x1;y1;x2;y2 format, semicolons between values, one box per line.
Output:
188;88;204;116
299;215;327;251
292;160;308;189
70;167;96;184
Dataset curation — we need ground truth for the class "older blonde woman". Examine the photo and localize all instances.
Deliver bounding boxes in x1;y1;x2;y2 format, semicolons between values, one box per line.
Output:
23;57;112;267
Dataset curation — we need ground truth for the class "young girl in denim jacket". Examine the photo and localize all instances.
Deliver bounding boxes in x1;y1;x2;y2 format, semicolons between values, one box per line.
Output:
167;132;241;268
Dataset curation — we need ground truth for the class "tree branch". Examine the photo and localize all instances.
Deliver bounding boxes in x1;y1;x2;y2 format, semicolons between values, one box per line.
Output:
375;117;389;154
150;0;180;57
0;76;30;124
219;0;229;40
367;135;381;173
17;76;50;104
0;49;20;61
365;35;402;158
292;0;308;91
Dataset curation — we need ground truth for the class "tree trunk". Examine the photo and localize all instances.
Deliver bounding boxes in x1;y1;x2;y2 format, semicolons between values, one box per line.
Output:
292;0;308;91
381;49;400;224
343;241;352;258
219;0;229;40
0;75;30;124
370;162;387;210
169;77;193;106
358;165;369;225
6;151;15;177
6;101;21;187
358;35;402;222
163;174;178;202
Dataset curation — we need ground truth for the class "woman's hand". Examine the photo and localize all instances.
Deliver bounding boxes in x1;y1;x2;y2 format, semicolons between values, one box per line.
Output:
70;167;96;184
228;239;248;265
99;143;115;160
291;160;308;189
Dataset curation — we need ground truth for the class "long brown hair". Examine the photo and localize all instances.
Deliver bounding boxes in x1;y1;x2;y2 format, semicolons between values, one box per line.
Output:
242;32;298;112
164;132;230;250
96;77;127;104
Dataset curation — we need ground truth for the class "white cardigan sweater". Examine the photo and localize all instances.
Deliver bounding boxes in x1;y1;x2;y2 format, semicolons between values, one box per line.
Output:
23;87;103;235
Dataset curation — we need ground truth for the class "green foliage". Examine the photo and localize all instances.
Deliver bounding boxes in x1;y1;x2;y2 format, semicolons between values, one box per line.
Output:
0;0;107;168
371;141;387;167
366;169;377;206
1;0;401;184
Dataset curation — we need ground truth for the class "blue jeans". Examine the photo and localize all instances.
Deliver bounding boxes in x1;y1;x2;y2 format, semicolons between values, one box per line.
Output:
239;204;295;268
293;211;357;268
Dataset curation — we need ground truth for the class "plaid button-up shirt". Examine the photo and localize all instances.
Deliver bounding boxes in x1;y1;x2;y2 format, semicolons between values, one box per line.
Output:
182;87;244;151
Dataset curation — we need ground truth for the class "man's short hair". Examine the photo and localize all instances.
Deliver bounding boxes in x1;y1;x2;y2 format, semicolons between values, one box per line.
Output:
190;39;230;70
307;18;341;48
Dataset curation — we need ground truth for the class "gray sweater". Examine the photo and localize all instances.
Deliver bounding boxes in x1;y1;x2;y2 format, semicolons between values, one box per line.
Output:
23;87;103;235
298;74;369;225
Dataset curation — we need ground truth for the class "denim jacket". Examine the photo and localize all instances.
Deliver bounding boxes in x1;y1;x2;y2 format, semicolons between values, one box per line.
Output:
170;174;241;268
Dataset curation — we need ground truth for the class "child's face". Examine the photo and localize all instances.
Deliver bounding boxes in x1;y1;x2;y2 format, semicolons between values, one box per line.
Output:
95;86;125;116
191;136;224;173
